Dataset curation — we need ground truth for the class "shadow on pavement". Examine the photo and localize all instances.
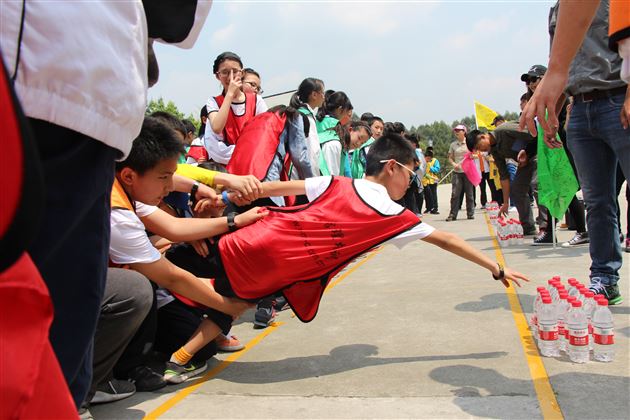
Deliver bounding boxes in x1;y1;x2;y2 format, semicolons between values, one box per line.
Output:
218;344;508;384
454;293;535;313
430;364;630;420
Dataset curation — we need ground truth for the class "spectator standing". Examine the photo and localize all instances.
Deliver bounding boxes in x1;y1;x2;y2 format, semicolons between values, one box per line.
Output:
446;125;475;221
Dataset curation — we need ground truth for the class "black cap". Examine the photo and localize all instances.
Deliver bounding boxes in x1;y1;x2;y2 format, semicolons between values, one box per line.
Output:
520;64;547;82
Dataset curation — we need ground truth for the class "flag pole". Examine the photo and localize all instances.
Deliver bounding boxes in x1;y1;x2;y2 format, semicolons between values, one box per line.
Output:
552;217;557;249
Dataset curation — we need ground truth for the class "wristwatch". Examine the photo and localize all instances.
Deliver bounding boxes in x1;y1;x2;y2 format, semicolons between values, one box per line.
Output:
189;181;200;208
227;212;238;232
492;263;505;280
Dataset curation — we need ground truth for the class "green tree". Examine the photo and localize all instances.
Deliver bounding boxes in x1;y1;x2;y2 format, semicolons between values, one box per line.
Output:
146;98;201;132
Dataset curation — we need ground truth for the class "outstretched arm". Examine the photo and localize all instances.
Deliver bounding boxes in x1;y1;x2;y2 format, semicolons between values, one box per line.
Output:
421;230;529;288
259;180;307;198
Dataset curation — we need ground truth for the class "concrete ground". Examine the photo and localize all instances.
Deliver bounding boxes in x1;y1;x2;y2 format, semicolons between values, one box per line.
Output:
93;184;629;420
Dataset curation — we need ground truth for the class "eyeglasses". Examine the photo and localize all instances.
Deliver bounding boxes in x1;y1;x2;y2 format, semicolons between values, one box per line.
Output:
525;76;540;85
380;159;418;187
216;68;243;78
244;80;264;94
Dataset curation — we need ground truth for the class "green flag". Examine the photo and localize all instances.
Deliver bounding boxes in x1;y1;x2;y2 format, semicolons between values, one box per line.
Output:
536;125;579;219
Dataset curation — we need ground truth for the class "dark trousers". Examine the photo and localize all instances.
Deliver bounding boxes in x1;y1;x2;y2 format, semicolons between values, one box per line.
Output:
87;268;153;402
27;119;118;408
449;172;474;218
425;183;438;212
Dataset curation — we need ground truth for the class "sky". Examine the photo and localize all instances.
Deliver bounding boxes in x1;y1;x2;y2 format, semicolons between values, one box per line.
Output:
149;0;554;128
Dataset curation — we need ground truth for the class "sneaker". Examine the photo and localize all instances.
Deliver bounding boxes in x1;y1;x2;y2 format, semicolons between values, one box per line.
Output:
561;232;589;248
523;228;537;237
253;306;276;329
90;379;136;404
531;229;556;246
273;295;290;311
127;365;167;391
625;238;630;253
589;278;623;305
78;406;94;420
467;215;475;220
445;215;456;222
163;360;208;384
430;210;440;215
215;334;245;352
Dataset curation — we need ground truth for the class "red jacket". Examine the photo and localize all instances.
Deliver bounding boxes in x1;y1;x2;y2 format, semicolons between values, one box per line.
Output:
219;177;421;322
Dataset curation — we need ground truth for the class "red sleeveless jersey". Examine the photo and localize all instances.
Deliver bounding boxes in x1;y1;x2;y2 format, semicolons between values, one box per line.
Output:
226;111;287;180
218;177;421;322
214;92;257;145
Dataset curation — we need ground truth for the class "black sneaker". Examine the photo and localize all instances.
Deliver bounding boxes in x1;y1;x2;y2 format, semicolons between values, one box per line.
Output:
253;306;276;329
273;295;290;311
561;232;589;248
90;379;136;404
430;210;440;214
467;215;475;220
532;229;555;246
589;278;623;305
445;215;456;222
127;365;167;391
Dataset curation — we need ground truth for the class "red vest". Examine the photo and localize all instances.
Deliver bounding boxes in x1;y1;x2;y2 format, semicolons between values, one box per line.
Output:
218;177;421;322
226;111;287;180
214;92;257;145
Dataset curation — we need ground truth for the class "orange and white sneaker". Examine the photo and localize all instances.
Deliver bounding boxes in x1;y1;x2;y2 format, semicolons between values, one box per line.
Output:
215;334;245;352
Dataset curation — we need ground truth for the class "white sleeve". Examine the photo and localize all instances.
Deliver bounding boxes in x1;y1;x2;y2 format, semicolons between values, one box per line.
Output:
255;95;268;114
385;222;436;249
305;176;333;202
110;210;161;265
322;141;342;176
206;97;219;113
203;119;234;165
135;202;158;217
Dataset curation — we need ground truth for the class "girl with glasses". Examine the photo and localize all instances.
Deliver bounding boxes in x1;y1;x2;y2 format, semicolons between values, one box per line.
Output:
204;52;268;165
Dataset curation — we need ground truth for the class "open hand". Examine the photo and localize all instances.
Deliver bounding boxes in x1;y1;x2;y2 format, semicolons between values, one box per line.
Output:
519;71;568;140
496;267;530;288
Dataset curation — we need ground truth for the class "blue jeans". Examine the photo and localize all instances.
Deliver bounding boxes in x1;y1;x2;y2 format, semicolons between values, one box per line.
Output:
567;92;630;286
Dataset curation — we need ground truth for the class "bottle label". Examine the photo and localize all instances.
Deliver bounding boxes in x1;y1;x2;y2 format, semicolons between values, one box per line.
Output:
588;324;593;335
593;327;614;345
569;328;589;346
558;324;565;337
539;324;558;341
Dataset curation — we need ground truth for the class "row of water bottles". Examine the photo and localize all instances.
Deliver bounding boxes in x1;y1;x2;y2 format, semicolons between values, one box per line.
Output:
531;276;614;363
485;202;524;246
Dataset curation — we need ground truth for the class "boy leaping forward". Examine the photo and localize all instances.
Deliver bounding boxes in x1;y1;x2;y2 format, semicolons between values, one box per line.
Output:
163;131;529;380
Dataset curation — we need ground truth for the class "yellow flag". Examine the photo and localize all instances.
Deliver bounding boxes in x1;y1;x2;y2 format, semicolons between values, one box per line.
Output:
474;101;499;130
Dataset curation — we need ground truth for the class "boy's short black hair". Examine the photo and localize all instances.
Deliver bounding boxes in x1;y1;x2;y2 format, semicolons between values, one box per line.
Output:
364;133;416;176
466;129;483;152
116;116;185;175
181;119;196;135
425;149;434;158
150;111;186;137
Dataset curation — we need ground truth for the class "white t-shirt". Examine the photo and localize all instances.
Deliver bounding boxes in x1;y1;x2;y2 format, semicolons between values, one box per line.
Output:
203;94;268;164
305;177;435;248
109;202;161;265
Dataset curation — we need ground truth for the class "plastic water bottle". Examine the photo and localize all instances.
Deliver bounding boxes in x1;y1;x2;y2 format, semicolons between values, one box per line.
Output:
567;300;590;363
498;221;509;247
514;220;524;244
581;291;597;350
556;292;570;352
538;296;560;357
567;278;579;297
592;298;615;362
531;287;549;331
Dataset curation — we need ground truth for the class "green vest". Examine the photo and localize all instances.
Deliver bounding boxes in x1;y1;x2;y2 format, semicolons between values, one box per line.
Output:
316;116;346;176
350;137;376;179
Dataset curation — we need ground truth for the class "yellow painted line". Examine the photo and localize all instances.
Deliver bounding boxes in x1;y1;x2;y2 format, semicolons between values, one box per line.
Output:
483;213;563;420
144;322;284;420
326;247;383;292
